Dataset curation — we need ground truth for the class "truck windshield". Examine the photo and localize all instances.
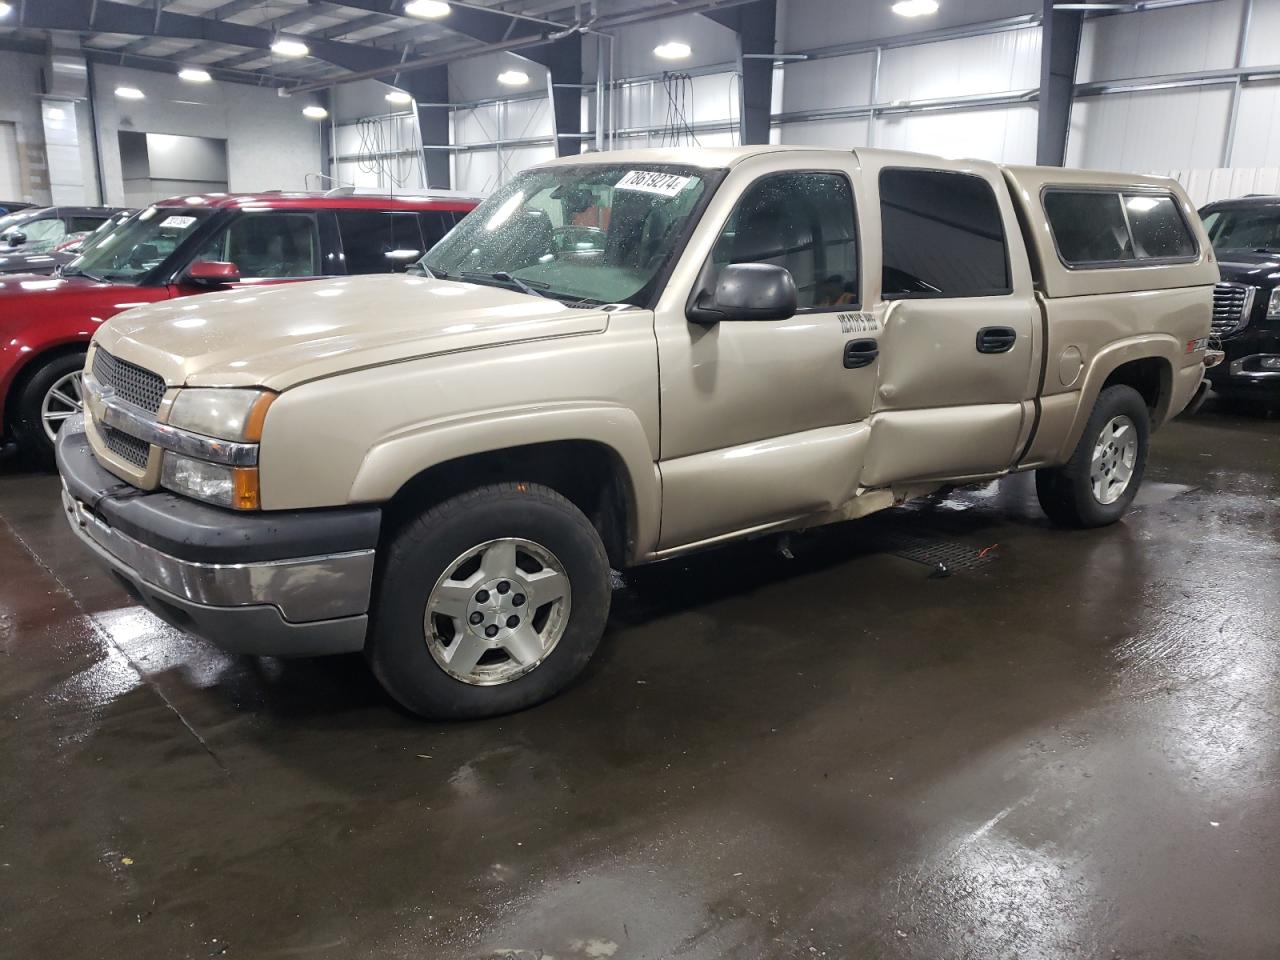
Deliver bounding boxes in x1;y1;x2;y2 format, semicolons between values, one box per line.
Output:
1202;205;1280;254
420;164;712;306
63;206;214;284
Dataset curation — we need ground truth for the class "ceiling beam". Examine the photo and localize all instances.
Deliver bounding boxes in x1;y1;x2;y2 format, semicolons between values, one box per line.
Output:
20;0;406;75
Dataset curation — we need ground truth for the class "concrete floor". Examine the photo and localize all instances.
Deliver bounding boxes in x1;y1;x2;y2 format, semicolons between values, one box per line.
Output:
2;401;1277;960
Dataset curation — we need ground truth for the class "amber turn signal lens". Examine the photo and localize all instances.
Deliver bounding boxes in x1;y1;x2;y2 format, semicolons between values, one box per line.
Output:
232;467;260;511
242;392;276;443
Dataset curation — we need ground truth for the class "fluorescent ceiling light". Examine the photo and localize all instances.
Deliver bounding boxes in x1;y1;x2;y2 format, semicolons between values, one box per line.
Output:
302;105;329;120
179;68;212;83
404;0;451;18
0;3;12;17
654;41;692;60
497;69;529;86
891;0;940;16
385;89;414;105
271;37;310;58
115;86;145;100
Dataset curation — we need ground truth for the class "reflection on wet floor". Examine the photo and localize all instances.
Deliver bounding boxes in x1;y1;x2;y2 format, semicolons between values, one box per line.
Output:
1;399;1278;959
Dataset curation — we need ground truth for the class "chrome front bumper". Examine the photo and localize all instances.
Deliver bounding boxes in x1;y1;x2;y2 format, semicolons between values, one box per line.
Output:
57;420;378;657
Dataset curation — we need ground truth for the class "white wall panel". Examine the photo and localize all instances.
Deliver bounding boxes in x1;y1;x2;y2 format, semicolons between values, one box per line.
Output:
606;14;740;76
1067;86;1231;172
781;54;875;114
1077;0;1244;82
877;26;1040;102
874;104;1037;163
1155;167;1280;206
782;0;1037;55
776;117;871;148
1228;79;1280;167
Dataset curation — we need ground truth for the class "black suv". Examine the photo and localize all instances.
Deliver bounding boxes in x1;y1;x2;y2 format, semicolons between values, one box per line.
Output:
1200;196;1280;404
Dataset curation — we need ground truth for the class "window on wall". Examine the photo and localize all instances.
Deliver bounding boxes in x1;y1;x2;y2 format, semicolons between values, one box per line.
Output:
879;168;1010;298
337;211;426;274
1043;189;1197;266
197;212;321;278
710;172;859;310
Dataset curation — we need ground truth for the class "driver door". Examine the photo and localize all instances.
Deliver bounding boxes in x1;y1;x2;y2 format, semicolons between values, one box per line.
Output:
654;157;880;550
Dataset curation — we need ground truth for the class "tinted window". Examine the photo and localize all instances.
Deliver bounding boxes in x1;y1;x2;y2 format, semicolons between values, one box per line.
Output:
880;169;1009;297
710;172;858;309
1124;194;1195;259
337;210;428;274
67;216;108;233
419;211;457;248
1202;205;1280;254
197;212;320;278
1044;191;1134;265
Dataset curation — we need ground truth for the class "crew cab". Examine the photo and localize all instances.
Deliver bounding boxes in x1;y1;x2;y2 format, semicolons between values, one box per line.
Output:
1199;195;1280;406
57;146;1215;719
0;191;478;459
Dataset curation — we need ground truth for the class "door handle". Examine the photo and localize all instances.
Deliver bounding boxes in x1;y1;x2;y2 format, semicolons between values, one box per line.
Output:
844;338;879;369
976;326;1018;354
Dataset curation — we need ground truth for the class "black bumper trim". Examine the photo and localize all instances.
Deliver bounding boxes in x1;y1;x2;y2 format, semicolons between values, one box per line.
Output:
56;424;381;564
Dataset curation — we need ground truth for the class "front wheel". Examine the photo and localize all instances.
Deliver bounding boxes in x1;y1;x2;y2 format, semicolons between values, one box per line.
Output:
12;351;87;465
1036;384;1150;528
367;482;611;720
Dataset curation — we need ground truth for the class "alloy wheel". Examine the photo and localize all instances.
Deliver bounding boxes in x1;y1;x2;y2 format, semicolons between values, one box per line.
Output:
40;371;84;443
1090;414;1139;505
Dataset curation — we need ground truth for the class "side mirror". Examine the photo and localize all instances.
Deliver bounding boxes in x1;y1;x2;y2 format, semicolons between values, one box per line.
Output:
186;260;241;286
6;232;26;248
687;263;797;324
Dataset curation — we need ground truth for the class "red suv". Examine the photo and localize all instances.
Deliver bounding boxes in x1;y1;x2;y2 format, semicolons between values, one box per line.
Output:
0;191;477;459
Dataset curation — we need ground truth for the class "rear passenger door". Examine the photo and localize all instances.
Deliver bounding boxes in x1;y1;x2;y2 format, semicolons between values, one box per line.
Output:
861;159;1040;487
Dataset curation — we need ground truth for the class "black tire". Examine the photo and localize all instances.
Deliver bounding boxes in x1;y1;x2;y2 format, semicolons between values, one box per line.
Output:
1036;384;1150;529
367;482;611;720
12;350;87;466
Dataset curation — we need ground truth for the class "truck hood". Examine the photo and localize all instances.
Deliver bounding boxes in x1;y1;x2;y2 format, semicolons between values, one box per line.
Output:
93;274;613;390
1215;250;1280;285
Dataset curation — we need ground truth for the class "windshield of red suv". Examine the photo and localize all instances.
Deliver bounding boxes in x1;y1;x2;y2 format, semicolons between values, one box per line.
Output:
63;206;214;284
420;164;712;306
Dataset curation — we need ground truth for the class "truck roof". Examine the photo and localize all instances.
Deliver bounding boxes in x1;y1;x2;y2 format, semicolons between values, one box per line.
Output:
540;146;1181;191
151;192;478;212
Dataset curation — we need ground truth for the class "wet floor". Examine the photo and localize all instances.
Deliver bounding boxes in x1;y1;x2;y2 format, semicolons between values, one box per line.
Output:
2;399;1278;960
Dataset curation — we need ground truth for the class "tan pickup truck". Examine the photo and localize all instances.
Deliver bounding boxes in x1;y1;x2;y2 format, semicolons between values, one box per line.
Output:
56;146;1216;718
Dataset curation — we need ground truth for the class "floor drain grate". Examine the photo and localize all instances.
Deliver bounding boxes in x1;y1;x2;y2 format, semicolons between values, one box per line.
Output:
870;532;999;572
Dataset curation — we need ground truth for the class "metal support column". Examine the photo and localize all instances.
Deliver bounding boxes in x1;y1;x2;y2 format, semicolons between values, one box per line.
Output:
1036;0;1083;166
703;0;778;145
399;66;452;189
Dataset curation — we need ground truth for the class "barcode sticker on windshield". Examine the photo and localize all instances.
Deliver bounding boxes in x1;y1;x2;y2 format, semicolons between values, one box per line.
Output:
159;215;197;229
615;171;692;197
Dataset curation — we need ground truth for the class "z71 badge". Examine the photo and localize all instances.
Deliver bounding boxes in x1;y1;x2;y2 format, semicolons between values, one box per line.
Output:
838;312;880;334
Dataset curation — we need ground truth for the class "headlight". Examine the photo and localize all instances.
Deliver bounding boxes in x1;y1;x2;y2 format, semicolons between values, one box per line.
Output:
1267;288;1280;320
161;452;260;510
168;388;275;442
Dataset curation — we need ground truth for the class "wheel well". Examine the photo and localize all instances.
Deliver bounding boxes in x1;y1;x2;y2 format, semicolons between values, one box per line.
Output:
1102;357;1172;422
4;342;89;435
383;441;635;569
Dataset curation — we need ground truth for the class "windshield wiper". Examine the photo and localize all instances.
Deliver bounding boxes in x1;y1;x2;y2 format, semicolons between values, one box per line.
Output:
460;271;550;299
61;266;108;282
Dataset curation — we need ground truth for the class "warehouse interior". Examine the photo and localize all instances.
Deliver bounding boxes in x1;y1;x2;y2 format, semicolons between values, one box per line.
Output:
1;1;1278;958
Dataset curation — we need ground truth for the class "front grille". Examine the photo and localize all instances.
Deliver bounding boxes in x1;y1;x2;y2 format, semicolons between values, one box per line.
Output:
102;425;150;468
1212;282;1255;338
92;349;166;413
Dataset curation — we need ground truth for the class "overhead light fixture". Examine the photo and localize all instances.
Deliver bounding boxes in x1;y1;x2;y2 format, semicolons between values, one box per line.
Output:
497;69;529;86
0;3;12;17
891;0;940;16
654;41;692;60
179;68;212;83
302;105;329;120
115;86;145;100
385;89;414;105
271;37;310;58
404;0;451;18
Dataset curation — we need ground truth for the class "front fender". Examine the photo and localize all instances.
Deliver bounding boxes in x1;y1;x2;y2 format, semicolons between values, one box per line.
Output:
348;402;661;562
1055;334;1179;462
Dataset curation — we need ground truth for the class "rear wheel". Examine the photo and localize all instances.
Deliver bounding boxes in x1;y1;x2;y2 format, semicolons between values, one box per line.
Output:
1036;384;1149;528
12;351;87;465
367;482;611;719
